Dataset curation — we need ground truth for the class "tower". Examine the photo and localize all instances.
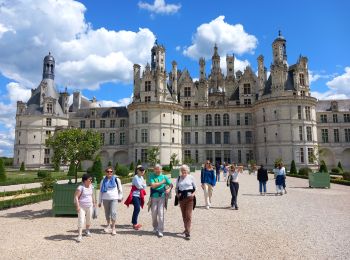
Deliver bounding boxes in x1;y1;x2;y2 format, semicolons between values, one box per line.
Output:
211;44;221;73
272;30;287;65
199;57;206;81
171;61;178;99
226;54;235;78
133;64;141;100
257;55;266;97
42;52;55;80
151;40;165;73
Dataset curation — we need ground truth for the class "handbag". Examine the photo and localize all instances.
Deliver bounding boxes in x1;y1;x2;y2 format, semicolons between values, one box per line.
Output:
92;206;98;219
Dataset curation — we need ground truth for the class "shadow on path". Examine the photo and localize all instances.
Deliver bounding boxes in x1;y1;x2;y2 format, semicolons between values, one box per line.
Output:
0;209;51;219
241;193;279;196
117;229;184;239
196;205;231;210
44;234;77;242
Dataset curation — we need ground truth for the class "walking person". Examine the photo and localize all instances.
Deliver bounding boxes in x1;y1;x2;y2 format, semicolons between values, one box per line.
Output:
74;173;96;242
275;163;286;195
215;161;221;182
257;165;268;195
124;165;147;230
175;164;196;240
201;160;216;209
149;164;172;237
227;165;240;210
222;162;229;181
98;167;123;236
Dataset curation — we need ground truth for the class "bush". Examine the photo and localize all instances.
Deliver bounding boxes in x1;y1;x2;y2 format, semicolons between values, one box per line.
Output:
37;170;50;179
129;162;135;171
0;192;53;210
298;167;312;176
91;157;103;183
20;162;25;172
54;162;60;172
331;167;342;174
40;173;55;192
162;165;172;172
0;158;6;182
337;161;343;172
331;178;350;186
290;160;297;175
108;161;112;167
137;159;141;166
67;163;76;176
115;164;129;177
319;160;328;173
343;172;350;181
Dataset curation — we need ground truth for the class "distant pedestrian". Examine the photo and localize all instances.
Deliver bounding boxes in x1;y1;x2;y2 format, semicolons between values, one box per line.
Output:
175;164;196;240
149;164;172;237
275;163;286;195
215;161;221;182
222;162;229;181
124;165;147;230
98;167;123;236
201;160;216;209
74;173;96;242
257;165;268;195
227;165;240;210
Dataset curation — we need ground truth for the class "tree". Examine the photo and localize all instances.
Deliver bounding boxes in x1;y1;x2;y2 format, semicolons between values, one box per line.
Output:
0;158;6;182
20;161;25;172
46;128;102;183
290;160;297;175
319;160;328;173
108;161;112;167
91;156;103;183
147;146;160;167
137;159;142;166
337;161;344;172
129;162;135;171
274;158;283;167
170;153;179;167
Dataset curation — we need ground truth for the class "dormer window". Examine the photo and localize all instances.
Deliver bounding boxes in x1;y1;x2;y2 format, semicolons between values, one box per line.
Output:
243;84;251;94
145;81;151;92
91;109;95;116
47;103;53;113
184;87;191;97
331;101;338;112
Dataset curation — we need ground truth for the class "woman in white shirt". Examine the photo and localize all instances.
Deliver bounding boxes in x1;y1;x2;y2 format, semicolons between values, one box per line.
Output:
227;165;240;210
176;164;196;240
98;167;123;235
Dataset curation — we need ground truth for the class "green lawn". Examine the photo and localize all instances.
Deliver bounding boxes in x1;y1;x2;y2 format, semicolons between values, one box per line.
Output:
0;170;84;186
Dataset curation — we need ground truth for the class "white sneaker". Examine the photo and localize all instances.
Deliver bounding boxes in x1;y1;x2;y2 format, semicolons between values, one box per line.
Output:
230;206;235;210
111;229;116;236
76;236;82;242
158;231;163;237
206;205;210;210
84;230;91;237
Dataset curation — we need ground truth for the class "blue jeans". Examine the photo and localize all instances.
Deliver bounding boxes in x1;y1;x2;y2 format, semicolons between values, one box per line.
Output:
132;196;141;225
259;181;267;193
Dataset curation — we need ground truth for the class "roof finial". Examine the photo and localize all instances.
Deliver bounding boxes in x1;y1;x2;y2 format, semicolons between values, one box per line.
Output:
154;39;158;46
278;30;281;37
49;51;51;55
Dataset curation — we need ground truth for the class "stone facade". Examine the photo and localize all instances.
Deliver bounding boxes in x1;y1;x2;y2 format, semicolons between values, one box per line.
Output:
13;33;350;169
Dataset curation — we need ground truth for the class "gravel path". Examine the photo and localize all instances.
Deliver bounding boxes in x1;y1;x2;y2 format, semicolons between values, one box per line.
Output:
0;171;349;260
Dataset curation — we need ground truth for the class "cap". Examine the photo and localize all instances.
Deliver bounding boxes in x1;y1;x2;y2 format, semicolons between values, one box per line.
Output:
137;165;145;171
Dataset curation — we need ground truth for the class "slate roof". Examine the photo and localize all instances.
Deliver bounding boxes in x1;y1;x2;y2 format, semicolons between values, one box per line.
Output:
71;107;129;118
316;100;350;112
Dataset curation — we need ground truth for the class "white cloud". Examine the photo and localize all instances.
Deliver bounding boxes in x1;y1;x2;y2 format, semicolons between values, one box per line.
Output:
98;97;132;107
175;45;181;51
138;0;181;15
183;16;258;59
220;57;250;75
0;0;156;90
309;70;321;84
311;67;350;100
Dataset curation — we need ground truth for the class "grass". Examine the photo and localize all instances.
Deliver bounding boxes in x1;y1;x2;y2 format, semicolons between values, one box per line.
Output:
0;170;84;186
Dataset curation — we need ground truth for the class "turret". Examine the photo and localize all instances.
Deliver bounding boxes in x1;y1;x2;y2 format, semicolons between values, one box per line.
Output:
133;64;141;99
211;44;221;73
171;61;178;98
42;52;55;80
226;55;235;78
199;57;206;81
151;40;166;73
272;31;287;65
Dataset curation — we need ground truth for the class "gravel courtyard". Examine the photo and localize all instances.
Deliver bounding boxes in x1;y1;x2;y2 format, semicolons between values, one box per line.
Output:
0;171;349;260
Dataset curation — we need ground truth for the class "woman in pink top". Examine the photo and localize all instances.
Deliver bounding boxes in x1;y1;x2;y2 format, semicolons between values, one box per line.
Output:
74;173;96;242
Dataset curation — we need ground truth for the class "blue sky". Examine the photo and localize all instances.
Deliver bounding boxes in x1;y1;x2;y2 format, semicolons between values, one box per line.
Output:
0;0;349;157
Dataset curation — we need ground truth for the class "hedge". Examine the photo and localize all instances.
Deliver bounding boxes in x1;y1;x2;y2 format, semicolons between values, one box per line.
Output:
287;174;350;186
0;173;83;186
0;187;42;197
0;192;53;210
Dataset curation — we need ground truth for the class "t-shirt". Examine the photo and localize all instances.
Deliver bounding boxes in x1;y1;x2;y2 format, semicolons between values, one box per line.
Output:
176;174;196;191
77;185;93;208
99;177;123;203
150;173;171;198
132;175;147;197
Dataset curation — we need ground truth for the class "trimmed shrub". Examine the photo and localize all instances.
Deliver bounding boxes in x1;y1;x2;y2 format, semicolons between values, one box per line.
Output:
343;172;350;181
331;167;342;175
0;192;53;210
162;165;172;172
137;159;141;166
129;162;135;171
290;160;297;175
108;161;112;167
91;157;103;183
337;161;343;172
37;170;50;179
298;167;312;176
0;158;6;182
77;162;83;172
115;164;129;177
169;161;173;171
40;173;55;192
67;163;76;176
319;160;328;173
20;162;25;172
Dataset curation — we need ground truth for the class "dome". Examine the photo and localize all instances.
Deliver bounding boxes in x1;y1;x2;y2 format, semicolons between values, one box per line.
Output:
44;52;55;62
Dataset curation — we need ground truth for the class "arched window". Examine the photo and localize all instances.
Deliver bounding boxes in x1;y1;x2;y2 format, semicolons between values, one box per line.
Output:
299;74;305;86
206;114;212;126
223;114;229;126
211;101;215;106
218;100;223;106
214;114;221;126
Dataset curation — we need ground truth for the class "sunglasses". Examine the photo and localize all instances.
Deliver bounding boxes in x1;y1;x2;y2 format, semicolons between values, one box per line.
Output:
106;170;113;173
88;179;92;181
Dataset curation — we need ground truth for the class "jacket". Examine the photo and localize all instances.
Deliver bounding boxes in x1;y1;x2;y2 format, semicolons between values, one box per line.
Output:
201;168;216;186
124;185;146;208
257;168;269;182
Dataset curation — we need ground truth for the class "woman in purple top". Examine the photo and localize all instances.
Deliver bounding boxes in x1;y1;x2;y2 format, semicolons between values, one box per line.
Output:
74;173;96;242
